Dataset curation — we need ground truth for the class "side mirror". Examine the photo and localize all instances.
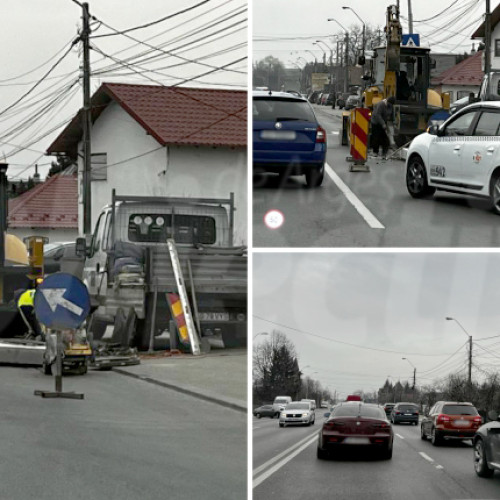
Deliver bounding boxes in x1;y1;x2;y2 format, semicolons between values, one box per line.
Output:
323;412;331;418
75;237;88;258
427;124;440;136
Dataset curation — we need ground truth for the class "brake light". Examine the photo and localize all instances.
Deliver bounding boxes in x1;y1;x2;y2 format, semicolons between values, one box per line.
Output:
473;416;482;423
316;126;326;143
395;411;401;415
436;414;451;424
372;422;389;429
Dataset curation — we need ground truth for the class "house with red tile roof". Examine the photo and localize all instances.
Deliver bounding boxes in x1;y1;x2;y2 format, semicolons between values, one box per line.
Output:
7;172;78;243
431;51;483;103
47;83;247;244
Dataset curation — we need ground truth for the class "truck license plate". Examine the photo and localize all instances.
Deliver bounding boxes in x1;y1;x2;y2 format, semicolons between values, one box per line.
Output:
199;312;230;321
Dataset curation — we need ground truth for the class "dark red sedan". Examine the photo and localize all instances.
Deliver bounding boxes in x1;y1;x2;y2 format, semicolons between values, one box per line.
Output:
317;402;394;460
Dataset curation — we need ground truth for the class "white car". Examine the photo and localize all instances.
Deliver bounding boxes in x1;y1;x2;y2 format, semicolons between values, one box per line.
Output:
279;401;315;427
405;101;500;214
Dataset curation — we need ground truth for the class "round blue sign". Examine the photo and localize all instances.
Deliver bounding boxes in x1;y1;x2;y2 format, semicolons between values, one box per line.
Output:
34;272;91;330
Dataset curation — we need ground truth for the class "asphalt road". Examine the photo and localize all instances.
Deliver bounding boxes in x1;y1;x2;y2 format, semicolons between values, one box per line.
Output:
253;414;500;499
253;105;500;247
0;366;246;500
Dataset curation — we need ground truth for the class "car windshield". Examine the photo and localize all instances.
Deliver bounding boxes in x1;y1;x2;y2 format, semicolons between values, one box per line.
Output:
274;398;289;404
285;403;309;410
442;405;478;416
332;404;385;419
253;98;317;122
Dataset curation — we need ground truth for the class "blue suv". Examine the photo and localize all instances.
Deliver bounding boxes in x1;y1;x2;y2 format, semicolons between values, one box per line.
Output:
253;91;327;187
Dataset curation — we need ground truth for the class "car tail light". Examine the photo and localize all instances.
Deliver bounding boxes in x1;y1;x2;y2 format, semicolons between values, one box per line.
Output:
415;411;419;415
372;422;389;429
436;414;451;424
473;416;482;424
395;411;401;415
316;126;326;143
324;421;345;431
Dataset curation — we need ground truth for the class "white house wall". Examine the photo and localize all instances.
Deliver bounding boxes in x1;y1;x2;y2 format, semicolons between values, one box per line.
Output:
442;84;480;102
491;23;500;71
78;101;247;245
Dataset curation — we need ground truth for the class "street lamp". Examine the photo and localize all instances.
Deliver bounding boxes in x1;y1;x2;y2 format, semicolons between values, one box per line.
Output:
253;331;269;341
342;6;366;70
402;357;416;391
446;317;473;384
328;18;349;93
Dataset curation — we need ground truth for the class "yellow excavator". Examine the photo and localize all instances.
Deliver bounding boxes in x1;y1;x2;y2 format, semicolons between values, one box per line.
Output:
342;4;450;148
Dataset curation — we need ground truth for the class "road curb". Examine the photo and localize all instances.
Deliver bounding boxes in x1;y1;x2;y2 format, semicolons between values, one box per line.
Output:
113;367;246;413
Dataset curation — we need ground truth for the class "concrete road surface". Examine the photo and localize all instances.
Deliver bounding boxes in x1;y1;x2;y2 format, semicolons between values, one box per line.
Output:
0;356;246;500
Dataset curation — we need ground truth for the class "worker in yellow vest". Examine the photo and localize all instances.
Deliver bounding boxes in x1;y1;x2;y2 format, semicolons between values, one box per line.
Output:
17;288;43;340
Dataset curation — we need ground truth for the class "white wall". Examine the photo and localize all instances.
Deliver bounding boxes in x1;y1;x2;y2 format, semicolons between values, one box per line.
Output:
441;84;480;102
79;102;247;244
8;227;78;244
491;24;500;71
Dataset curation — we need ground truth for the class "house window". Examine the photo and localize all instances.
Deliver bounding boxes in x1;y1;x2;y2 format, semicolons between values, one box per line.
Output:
495;39;500;57
91;152;107;181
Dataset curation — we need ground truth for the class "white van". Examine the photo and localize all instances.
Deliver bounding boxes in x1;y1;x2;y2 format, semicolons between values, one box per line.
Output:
273;395;292;413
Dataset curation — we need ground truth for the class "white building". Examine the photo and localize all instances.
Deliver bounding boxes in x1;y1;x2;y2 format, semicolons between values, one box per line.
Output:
47;83;247;245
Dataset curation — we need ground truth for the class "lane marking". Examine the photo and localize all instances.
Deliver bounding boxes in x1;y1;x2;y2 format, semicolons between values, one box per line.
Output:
253;431;318;477
253;434;318;488
419;452;434;463
436;465;444;470
325;163;385;229
396;434;405;439
331;131;340;135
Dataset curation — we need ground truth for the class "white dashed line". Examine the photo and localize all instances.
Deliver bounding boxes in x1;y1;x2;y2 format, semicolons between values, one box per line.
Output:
325;163;385;229
419;452;434;463
331;131;340;135
435;465;444;470
396;434;405;439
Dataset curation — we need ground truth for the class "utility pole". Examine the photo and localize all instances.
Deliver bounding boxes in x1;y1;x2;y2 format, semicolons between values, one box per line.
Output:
344;32;349;93
0;163;8;303
485;0;492;98
468;335;473;385
82;2;92;236
407;0;413;33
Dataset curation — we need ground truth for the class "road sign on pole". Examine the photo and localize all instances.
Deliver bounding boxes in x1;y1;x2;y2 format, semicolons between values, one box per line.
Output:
34;273;90;330
33;272;89;400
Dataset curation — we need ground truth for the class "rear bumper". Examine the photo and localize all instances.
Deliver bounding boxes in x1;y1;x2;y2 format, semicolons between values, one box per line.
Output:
319;434;392;449
393;415;419;423
253;148;326;173
438;428;476;440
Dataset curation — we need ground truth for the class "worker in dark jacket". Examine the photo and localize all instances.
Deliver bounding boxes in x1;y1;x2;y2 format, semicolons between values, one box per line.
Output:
371;96;396;159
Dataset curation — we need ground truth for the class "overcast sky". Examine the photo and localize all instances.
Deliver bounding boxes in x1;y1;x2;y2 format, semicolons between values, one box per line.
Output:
253;0;486;64
253;252;500;400
0;1;247;181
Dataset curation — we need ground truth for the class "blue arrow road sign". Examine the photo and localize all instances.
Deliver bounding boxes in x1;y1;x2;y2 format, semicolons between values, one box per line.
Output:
34;273;90;330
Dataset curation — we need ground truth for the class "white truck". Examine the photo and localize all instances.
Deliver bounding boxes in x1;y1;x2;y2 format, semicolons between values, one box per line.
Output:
75;191;247;356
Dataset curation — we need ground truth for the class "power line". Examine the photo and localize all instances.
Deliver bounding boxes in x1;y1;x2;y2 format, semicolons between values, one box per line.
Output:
253;315;458;357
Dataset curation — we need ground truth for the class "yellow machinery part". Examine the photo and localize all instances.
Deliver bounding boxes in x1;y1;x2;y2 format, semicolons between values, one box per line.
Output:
5;234;28;266
428;89;443;108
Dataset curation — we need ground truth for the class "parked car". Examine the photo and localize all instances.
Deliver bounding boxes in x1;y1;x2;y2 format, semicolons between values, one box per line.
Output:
43;241;77;274
326;94;335;106
390;402;419;425
253;405;278;419
308;91;320;103
344;94;360;110
319;93;329;106
420;401;482;445
317;402;393;459
473;410;500;477
336;92;352;109
253;90;327;188
383;403;396;417
406;101;500;214
279;401;315;427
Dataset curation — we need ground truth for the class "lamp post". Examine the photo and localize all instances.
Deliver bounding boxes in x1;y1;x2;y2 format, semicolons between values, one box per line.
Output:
313;42;327;65
446;317;473;385
253;331;269;341
316;40;335;94
0;163;8;304
402;357;416;391
342;6;366;77
328;18;349;92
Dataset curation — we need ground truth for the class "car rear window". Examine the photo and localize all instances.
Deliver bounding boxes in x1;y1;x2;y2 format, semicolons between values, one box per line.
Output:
397;404;418;412
442;405;478;416
332;404;385;419
253;98;317;122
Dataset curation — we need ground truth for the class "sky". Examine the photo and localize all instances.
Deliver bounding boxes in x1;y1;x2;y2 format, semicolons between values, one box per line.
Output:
253;0;486;64
0;0;247;181
253;252;500;400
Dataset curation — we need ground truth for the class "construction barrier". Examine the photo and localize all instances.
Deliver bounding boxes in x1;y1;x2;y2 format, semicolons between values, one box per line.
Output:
349;107;371;162
167;293;190;345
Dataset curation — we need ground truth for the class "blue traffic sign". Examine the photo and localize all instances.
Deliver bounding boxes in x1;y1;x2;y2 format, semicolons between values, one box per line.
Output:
402;34;420;47
34;273;90;330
